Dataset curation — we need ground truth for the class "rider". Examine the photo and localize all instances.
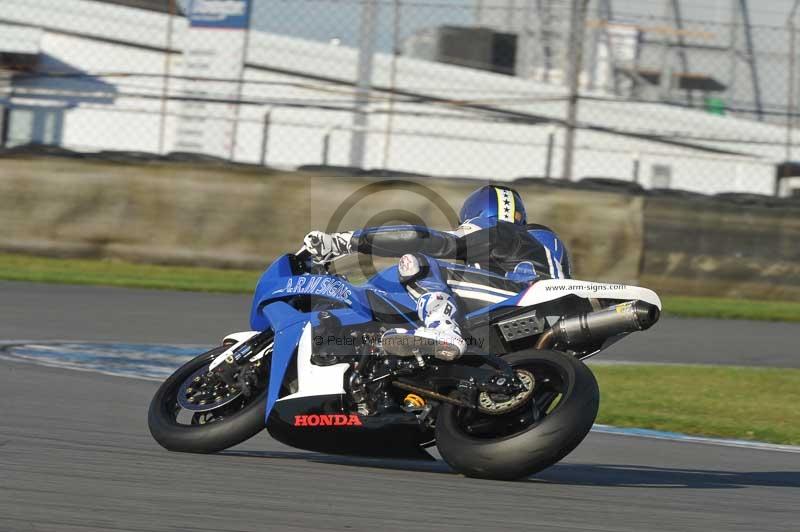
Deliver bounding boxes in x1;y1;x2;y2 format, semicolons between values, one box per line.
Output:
303;185;571;361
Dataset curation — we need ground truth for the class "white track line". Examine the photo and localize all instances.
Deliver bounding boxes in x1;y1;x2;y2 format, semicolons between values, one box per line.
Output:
592;424;800;454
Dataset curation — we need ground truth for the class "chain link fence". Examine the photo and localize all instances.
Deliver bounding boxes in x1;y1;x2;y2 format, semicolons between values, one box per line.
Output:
2;0;800;196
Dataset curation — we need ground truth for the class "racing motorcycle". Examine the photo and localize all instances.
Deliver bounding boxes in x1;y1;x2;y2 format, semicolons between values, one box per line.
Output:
148;248;661;480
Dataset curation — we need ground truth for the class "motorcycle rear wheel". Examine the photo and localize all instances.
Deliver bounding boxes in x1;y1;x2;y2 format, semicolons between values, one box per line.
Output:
148;343;270;453
435;349;599;480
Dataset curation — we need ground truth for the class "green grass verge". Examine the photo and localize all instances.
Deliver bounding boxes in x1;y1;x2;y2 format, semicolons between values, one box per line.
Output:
1;253;799;322
661;295;800;322
0;253;259;293
593;364;800;446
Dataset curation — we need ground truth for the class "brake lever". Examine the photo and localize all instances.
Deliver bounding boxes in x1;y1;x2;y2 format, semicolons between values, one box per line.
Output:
296;245;350;274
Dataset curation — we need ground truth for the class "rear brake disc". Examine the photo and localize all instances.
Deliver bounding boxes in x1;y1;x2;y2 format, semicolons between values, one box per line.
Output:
477;369;534;415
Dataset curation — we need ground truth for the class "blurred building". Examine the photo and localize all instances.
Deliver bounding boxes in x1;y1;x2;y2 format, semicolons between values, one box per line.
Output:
473;0;798;123
0;0;798;197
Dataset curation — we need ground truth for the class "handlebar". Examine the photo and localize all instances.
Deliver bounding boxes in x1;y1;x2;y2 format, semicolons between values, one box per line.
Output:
295;246;313;263
293;246;330;275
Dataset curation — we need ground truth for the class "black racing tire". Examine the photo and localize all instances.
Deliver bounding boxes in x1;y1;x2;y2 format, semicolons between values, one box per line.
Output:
148;346;269;453
435;349;599;481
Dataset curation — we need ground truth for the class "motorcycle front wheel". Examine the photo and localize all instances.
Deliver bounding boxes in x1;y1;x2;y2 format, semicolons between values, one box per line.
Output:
435;349;599;480
148;339;272;454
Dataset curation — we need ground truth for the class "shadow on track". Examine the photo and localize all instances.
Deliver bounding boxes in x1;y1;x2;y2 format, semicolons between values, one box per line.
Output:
222;450;800;489
221;449;453;474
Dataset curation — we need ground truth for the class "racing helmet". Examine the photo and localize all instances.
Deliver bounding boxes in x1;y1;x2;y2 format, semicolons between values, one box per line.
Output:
459;185;527;225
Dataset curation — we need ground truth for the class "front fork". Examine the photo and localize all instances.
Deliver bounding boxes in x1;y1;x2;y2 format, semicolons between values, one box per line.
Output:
209;330;273;392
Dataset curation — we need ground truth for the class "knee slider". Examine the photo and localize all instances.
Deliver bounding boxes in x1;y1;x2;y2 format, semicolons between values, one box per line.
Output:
398;253;429;285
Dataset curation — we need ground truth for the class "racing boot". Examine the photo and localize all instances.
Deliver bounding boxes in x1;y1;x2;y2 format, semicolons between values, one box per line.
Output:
381;291;466;361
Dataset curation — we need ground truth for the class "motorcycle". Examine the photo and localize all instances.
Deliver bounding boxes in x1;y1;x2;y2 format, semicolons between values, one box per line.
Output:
148;248;661;480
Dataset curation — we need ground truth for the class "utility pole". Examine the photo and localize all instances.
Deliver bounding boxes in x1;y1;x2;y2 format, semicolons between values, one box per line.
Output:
561;0;589;180
782;0;800;196
229;7;252;161
350;0;378;169
739;0;764;121
157;0;175;155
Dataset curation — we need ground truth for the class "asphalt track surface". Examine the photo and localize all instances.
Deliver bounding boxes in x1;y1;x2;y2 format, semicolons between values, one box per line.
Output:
2;359;799;532
2;281;800;532
2;281;798;367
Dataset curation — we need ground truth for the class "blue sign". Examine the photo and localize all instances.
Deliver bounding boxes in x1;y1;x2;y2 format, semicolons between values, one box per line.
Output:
188;0;251;29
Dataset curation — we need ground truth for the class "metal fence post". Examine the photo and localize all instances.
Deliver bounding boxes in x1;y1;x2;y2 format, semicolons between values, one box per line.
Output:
782;0;800;197
381;0;401;170
259;108;273;166
228;2;253;161
561;0;589;181
544;126;555;178
322;126;336;165
157;0;175;155
0;106;10;147
350;0;378;169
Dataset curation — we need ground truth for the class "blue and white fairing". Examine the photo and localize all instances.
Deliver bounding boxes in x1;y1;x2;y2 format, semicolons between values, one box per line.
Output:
247;255;421;420
243;253;661;423
249;255;422;332
240;254;436;458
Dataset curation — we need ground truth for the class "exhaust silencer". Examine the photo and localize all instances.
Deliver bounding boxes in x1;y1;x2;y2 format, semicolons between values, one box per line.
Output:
550;301;660;347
